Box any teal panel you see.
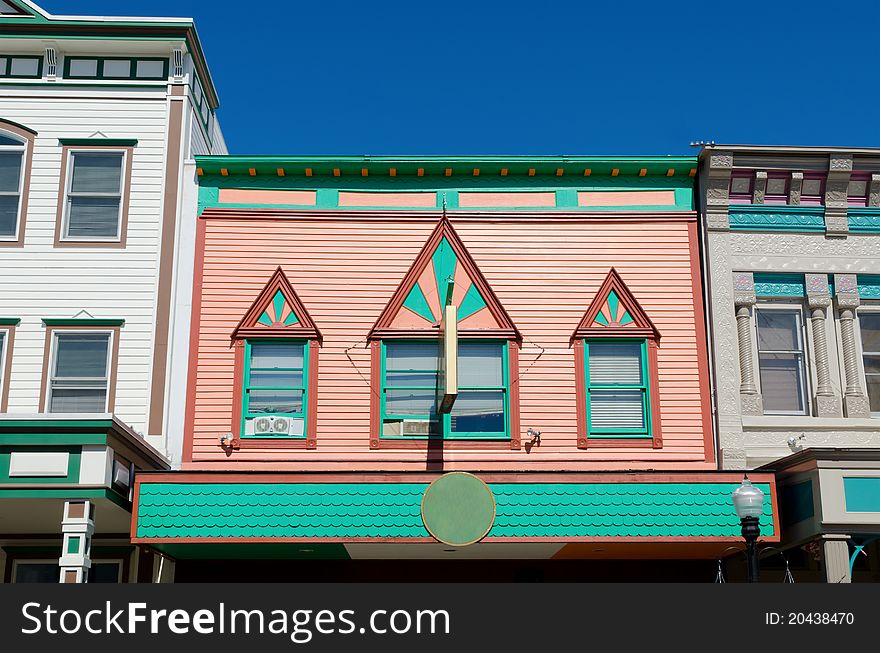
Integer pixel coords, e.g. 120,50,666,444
135,481,775,540
402,284,435,323
619,310,634,326
593,311,609,326
607,290,620,322
728,205,825,232
843,477,880,513
753,273,805,298
432,238,457,300
272,290,286,323
857,274,880,300
284,309,299,326
257,311,273,326
458,284,487,321
848,208,880,233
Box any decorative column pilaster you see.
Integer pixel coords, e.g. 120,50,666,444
752,170,767,204
805,274,840,417
834,274,871,417
704,150,733,231
734,272,762,415
822,535,852,583
59,499,94,584
824,154,852,237
789,171,803,205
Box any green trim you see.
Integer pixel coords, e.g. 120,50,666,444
66,535,80,554
858,274,880,300
0,318,20,325
0,488,112,501
0,433,107,446
58,138,137,147
729,205,825,232
62,56,168,81
0,446,81,484
753,273,806,298
135,481,775,539
380,339,510,440
584,339,652,438
240,339,309,439
0,53,42,78
849,207,880,233
41,318,125,327
402,285,436,323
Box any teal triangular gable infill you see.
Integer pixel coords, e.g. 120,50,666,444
135,482,774,540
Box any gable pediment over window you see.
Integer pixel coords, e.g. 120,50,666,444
231,266,321,341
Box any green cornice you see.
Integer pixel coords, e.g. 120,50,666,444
0,118,36,135
41,318,125,326
0,318,20,325
0,9,219,108
58,138,137,147
194,155,697,179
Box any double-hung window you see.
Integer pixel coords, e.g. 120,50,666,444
241,340,308,438
583,340,651,437
0,130,25,240
859,311,880,415
755,307,809,415
63,151,125,241
47,332,111,413
381,340,509,439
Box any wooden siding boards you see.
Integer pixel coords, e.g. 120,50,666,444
187,213,710,470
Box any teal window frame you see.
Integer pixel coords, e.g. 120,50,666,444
63,57,169,81
379,339,510,440
583,338,652,439
0,55,43,79
240,338,309,439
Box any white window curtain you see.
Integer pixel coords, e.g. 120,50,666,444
65,152,123,239
48,333,110,413
756,309,808,415
588,342,645,431
0,131,24,237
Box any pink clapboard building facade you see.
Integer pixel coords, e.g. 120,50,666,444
131,156,779,581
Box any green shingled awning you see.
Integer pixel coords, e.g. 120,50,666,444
134,481,775,541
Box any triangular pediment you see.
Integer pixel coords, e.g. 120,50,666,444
370,218,519,339
571,268,660,342
231,267,321,341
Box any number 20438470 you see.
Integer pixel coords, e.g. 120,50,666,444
765,613,854,625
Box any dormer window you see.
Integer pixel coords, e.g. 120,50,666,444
64,57,168,81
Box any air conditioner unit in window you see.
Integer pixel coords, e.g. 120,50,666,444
401,419,432,436
247,415,304,437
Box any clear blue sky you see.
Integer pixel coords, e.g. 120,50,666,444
43,0,880,155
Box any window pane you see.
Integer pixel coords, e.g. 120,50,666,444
248,369,303,388
10,58,38,77
68,59,98,77
385,342,438,372
14,563,58,583
758,353,805,413
247,389,302,414
54,334,109,378
67,197,120,238
386,371,437,387
450,390,504,433
89,562,121,583
859,313,880,353
458,341,503,386
756,310,801,351
866,369,880,413
0,195,19,236
49,388,107,413
135,60,165,79
70,153,123,193
103,60,131,78
385,389,435,415
590,389,645,430
0,151,22,191
0,132,23,146
249,342,303,369
588,342,643,385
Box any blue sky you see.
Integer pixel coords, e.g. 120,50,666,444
43,0,880,155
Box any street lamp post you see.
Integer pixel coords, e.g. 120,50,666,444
732,475,765,583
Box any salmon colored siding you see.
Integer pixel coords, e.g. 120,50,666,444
186,214,712,470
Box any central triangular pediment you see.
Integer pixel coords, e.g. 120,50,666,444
231,267,321,341
370,218,519,339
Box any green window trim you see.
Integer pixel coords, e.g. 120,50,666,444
583,338,653,439
240,339,309,439
379,339,510,440
62,56,169,81
0,54,43,79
